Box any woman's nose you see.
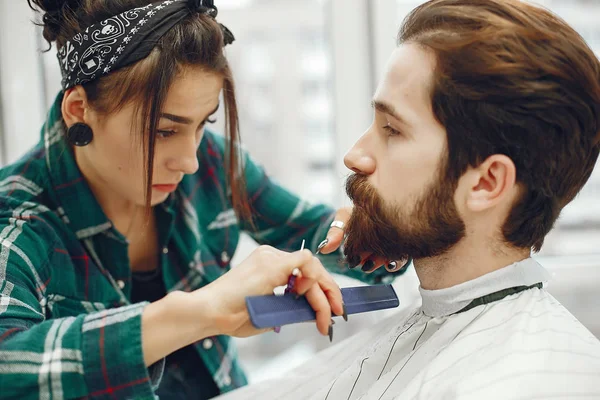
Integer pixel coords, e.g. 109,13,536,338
167,136,201,175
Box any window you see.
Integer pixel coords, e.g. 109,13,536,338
216,0,338,205
0,1,48,165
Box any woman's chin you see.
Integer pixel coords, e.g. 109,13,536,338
149,190,171,206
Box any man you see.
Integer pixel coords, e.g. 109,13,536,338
218,0,600,399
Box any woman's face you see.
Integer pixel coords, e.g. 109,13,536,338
76,66,223,208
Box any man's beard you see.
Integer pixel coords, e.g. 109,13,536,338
343,172,466,268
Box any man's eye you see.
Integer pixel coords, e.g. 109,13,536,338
383,124,401,136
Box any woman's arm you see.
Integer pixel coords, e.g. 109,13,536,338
142,245,343,364
0,221,341,399
0,220,163,399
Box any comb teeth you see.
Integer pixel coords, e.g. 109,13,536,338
246,285,399,329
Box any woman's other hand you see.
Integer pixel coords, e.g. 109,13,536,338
317,207,351,255
318,206,407,274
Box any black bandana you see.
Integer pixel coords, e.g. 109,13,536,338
57,0,235,90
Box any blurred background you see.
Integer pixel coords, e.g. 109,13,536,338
0,0,599,384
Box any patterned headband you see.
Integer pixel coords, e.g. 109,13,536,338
57,0,235,90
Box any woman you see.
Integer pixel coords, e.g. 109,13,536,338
0,0,406,399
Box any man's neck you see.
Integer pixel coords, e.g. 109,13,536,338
413,239,531,290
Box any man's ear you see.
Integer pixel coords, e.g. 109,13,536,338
464,154,517,213
61,86,90,128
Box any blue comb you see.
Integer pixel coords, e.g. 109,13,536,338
246,284,399,329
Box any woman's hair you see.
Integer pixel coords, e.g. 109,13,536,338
28,0,250,220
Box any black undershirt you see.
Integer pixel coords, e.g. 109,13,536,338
131,269,220,399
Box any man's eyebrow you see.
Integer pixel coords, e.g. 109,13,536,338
371,100,410,127
160,103,220,125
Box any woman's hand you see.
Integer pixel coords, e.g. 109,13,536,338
318,207,407,273
196,246,344,338
317,207,351,255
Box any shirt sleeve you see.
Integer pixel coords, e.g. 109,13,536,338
239,150,409,284
0,210,163,400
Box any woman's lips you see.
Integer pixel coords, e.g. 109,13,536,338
152,184,178,193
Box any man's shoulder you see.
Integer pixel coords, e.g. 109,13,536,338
405,288,600,399
466,287,600,354
441,288,600,398
488,287,598,343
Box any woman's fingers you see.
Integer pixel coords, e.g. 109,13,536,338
252,247,313,288
318,207,352,254
304,283,332,336
237,246,350,340
349,252,390,273
318,227,343,254
289,254,343,335
361,255,388,273
321,282,345,318
294,256,342,312
278,249,314,275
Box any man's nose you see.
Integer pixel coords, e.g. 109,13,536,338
344,135,375,175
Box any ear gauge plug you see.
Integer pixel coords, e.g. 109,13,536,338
385,261,399,272
67,123,93,146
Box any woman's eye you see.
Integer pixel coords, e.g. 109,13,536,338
157,130,176,138
198,116,217,129
383,124,401,137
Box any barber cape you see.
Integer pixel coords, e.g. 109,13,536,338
218,258,600,400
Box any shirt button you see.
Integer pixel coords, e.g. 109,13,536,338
117,280,125,289
223,375,232,386
202,339,213,350
162,247,169,254
221,251,230,263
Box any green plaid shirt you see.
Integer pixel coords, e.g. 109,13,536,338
0,94,403,400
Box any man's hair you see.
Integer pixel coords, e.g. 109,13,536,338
399,0,600,251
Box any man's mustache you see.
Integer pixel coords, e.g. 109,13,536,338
345,174,387,221
346,173,375,207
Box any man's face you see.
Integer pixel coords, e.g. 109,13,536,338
343,43,466,267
